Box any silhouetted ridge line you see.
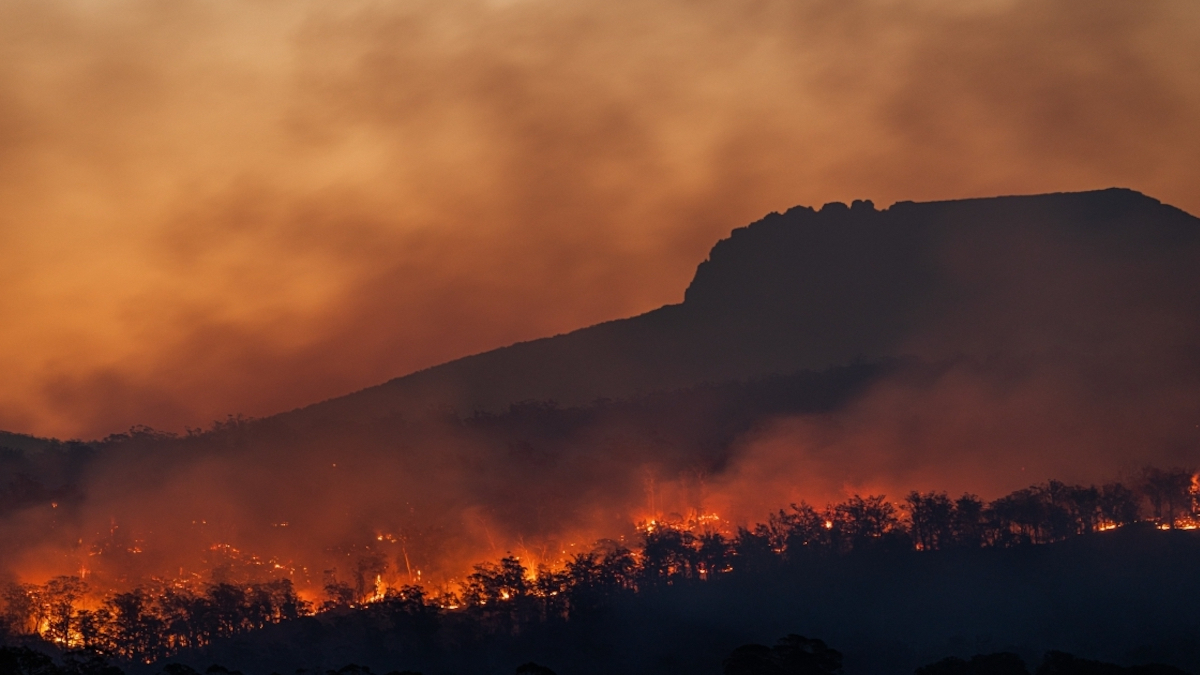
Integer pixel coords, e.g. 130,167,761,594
0,430,57,454
279,187,1198,428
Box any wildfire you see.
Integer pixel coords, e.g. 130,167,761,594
6,468,1200,664
366,574,388,602
637,511,725,535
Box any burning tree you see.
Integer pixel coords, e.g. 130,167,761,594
41,576,87,646
2,468,1199,669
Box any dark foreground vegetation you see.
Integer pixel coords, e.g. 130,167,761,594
2,635,1190,675
3,466,1200,675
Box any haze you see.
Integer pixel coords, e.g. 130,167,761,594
2,0,1198,439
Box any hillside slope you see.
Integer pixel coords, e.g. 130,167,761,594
288,188,1200,425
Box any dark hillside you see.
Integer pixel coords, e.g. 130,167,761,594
0,431,58,455
0,363,888,584
289,188,1200,427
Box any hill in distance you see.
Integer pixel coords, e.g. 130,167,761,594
285,187,1200,429
3,187,1195,443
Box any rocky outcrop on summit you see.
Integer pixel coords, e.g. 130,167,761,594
291,188,1200,424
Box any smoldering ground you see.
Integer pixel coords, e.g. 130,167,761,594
1,0,1198,439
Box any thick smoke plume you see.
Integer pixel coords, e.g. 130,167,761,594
1,0,1198,438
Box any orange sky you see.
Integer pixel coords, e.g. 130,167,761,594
1,0,1198,440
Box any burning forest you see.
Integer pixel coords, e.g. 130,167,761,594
3,0,1200,671
2,464,1200,673
3,187,1200,672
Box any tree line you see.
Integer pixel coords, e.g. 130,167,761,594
1,580,306,663
1,467,1196,669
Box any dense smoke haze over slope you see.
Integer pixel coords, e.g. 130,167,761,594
2,190,1199,597
1,0,1198,438
3,4,1200,671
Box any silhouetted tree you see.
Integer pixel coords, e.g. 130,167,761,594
724,644,780,675
832,495,899,551
771,503,829,560
61,649,124,675
42,576,87,645
463,555,535,630
0,645,60,675
564,544,634,616
772,635,843,675
907,492,955,551
352,553,389,603
916,652,1029,675
533,566,570,621
1063,484,1101,534
2,583,40,635
1098,483,1141,527
731,526,777,574
1141,467,1195,528
463,556,529,606
323,574,357,611
106,589,165,660
562,551,604,615
696,531,732,578
723,635,842,675
1037,650,1189,675
375,584,439,636
206,584,247,638
951,494,986,548
989,489,1047,545
74,608,112,652
1037,481,1077,540
595,542,637,590
639,524,696,585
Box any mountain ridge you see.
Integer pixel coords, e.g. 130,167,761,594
280,186,1199,429
4,186,1196,442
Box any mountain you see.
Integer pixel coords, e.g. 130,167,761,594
288,187,1200,426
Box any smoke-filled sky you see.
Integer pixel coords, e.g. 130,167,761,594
2,0,1198,440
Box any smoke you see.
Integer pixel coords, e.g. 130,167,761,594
0,411,700,592
0,0,1198,439
707,356,1200,526
706,197,1200,523
1,0,1199,600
